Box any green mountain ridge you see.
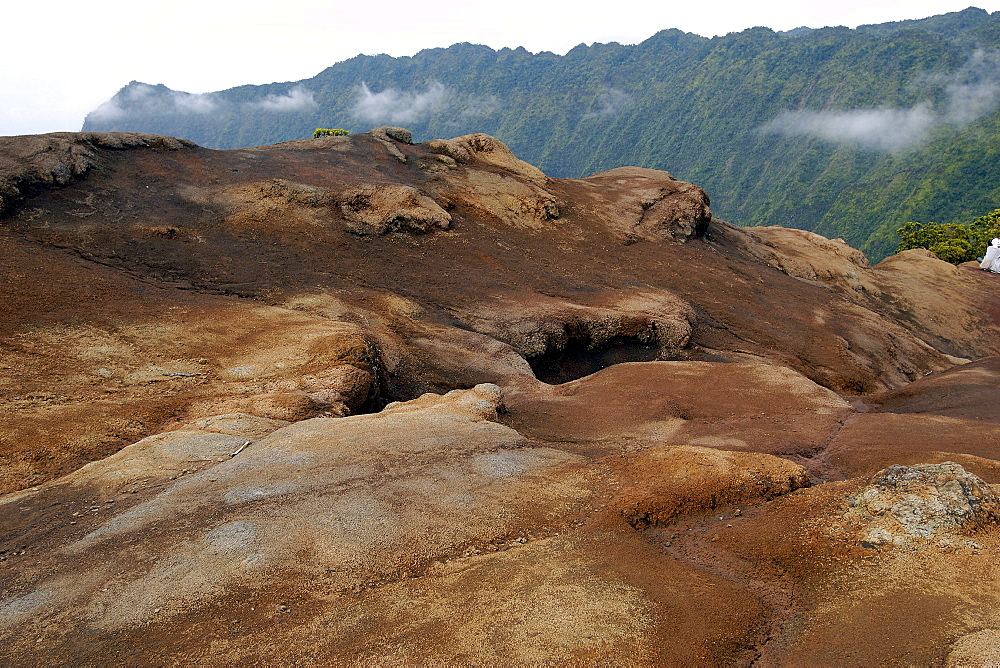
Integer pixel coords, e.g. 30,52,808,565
82,7,1000,261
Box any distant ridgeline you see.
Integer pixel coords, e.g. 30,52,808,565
83,7,1000,261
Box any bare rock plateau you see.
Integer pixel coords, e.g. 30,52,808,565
2,129,1000,664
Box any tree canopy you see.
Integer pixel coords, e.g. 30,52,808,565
897,208,1000,264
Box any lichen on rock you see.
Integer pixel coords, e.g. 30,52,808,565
847,462,1000,546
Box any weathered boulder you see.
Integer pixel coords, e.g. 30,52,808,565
746,226,874,292
581,167,712,242
298,328,381,414
383,382,507,421
847,462,1000,545
462,291,696,382
370,126,413,145
444,171,561,228
427,133,548,183
0,132,191,215
366,126,413,162
870,249,994,362
203,390,324,421
337,183,451,235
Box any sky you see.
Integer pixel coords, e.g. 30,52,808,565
2,0,999,137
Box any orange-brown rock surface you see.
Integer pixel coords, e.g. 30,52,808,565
2,129,1000,664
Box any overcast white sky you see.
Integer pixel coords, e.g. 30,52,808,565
2,0,998,136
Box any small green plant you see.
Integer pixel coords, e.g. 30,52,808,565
313,128,350,138
896,208,1000,264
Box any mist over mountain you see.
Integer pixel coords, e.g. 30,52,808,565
83,7,1000,260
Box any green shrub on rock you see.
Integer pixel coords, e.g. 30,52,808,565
896,208,1000,264
313,128,350,138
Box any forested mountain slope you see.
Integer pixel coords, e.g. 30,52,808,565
82,7,1000,260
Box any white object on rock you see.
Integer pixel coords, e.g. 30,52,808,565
980,238,1000,271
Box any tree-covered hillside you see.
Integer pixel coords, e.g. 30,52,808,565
82,7,1000,261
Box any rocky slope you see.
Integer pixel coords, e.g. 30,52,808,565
82,7,1000,260
1,129,999,664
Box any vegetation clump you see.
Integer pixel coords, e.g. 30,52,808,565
313,128,350,138
896,208,1000,264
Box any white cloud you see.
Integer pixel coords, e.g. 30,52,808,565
87,83,156,122
353,81,450,124
83,83,222,126
252,85,317,112
939,49,1000,125
87,99,126,123
761,104,937,152
352,81,502,127
760,49,1000,152
172,91,218,114
122,82,157,101
584,87,633,119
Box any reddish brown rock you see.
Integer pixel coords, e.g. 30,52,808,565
337,183,452,235
605,445,810,528
2,129,1000,663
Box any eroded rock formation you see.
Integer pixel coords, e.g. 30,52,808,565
2,129,1000,663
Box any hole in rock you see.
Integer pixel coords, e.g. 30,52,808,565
528,336,660,385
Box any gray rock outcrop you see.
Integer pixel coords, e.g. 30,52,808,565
848,462,1000,545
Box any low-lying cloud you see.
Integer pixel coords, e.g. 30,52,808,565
88,82,318,124
934,49,1000,125
252,85,317,112
88,83,160,122
761,49,1000,152
172,91,218,114
354,81,449,125
89,83,220,122
762,104,937,152
584,87,633,119
352,81,497,125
